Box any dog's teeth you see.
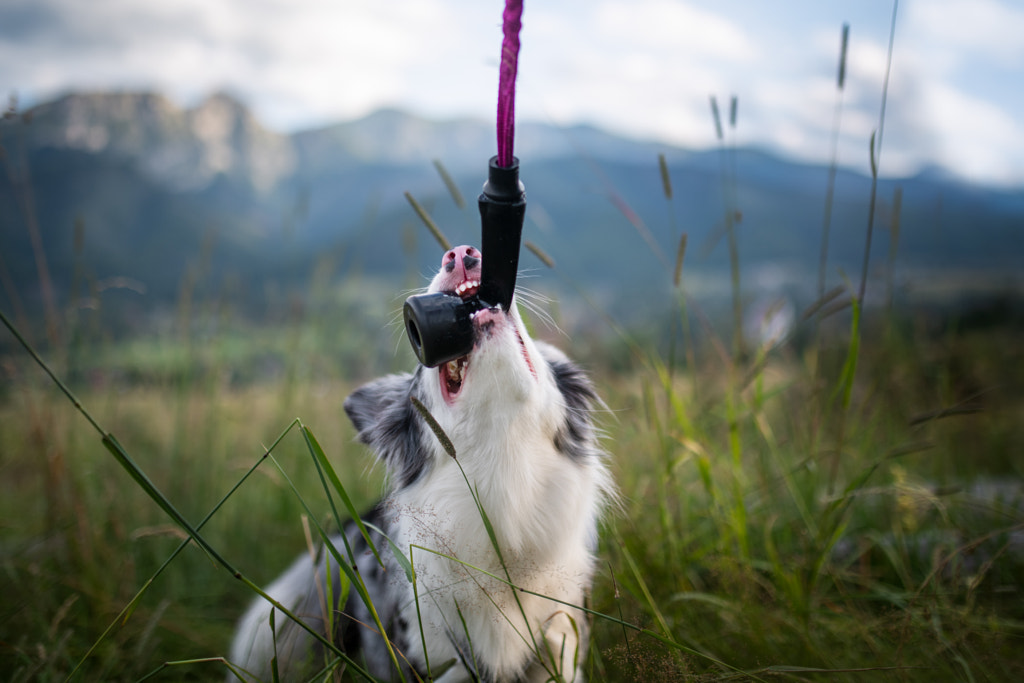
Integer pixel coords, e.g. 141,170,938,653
455,280,479,297
446,359,464,382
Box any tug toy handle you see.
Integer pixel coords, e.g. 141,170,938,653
403,157,525,368
478,156,525,312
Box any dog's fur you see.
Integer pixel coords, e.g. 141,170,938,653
229,245,612,682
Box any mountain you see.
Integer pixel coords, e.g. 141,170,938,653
2,91,1022,332
16,91,295,192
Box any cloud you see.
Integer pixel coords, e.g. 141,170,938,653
916,80,1024,184
518,0,757,147
593,0,756,63
910,0,1024,67
1,0,472,128
730,2,1024,185
897,0,1024,184
1,0,1021,185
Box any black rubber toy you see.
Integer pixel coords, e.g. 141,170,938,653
403,156,525,368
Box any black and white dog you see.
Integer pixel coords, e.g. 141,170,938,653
229,245,612,682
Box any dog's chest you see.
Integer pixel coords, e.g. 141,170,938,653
384,453,592,678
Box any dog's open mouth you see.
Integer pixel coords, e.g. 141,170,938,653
439,278,535,404
440,279,479,404
442,355,468,401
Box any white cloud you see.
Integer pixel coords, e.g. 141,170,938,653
516,0,756,147
910,0,1024,67
3,0,471,128
918,80,1024,184
594,0,756,63
1,0,1022,185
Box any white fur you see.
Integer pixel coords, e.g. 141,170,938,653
229,255,612,682
389,303,610,682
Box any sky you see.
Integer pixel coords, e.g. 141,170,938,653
2,0,1023,187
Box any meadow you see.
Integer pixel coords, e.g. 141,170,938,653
2,253,1023,681
4,40,1024,672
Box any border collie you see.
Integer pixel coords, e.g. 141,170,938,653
229,245,613,682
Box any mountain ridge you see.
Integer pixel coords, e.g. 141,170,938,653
2,90,1022,329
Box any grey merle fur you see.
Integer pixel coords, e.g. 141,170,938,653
230,350,603,682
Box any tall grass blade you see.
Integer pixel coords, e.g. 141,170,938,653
709,95,724,141
709,92,744,356
827,296,862,494
818,22,850,297
525,240,556,268
869,130,878,180
100,432,232,568
136,657,260,682
264,452,398,681
10,138,61,345
833,297,861,412
614,530,674,642
801,285,846,321
673,233,687,288
858,0,899,304
410,395,457,458
71,421,304,678
269,608,281,683
404,191,451,251
303,424,383,567
837,23,850,90
408,542,752,675
607,190,670,270
452,599,481,679
363,521,415,583
887,185,903,310
433,159,466,209
658,153,673,200
0,311,370,679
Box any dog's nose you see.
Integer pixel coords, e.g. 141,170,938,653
443,245,481,275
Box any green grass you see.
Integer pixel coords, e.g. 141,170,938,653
0,367,380,681
4,67,1023,673
2,293,1023,681
591,314,1024,680
4,7,1021,672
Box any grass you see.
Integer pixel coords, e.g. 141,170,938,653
2,12,1022,672
2,280,1023,681
592,313,1024,680
0,364,381,681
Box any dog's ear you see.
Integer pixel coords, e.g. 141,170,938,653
344,374,405,438
546,350,602,462
343,371,428,487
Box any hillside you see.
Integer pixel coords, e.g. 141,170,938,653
2,91,1022,330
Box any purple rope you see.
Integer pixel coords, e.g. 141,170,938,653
496,0,522,168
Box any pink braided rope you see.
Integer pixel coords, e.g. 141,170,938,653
496,0,522,168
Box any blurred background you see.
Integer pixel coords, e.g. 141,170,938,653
2,0,1023,344
2,1,1023,680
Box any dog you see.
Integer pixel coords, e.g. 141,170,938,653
229,244,613,682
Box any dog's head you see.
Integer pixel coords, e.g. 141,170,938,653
424,244,541,409
344,245,600,488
